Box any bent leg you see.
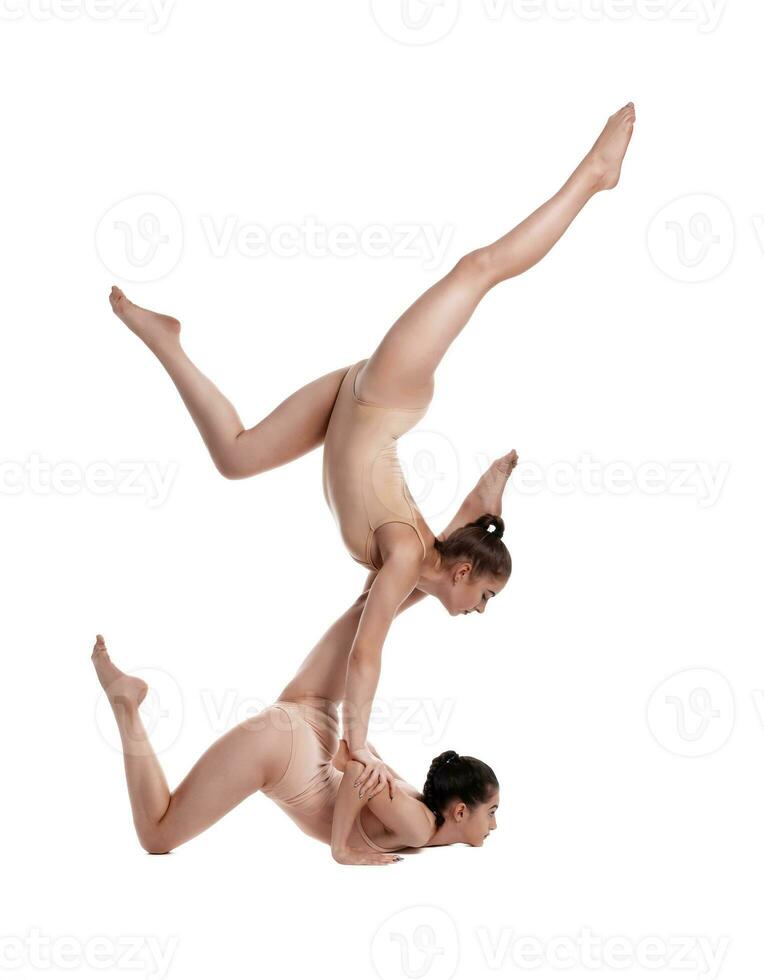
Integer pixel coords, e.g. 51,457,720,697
357,103,636,407
92,635,290,853
109,287,349,480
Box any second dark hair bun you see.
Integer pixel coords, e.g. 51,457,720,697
470,514,505,540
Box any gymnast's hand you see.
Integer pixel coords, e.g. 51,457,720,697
350,746,395,801
332,845,402,866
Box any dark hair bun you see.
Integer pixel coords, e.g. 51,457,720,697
433,750,458,773
433,512,511,582
421,750,499,829
471,514,504,540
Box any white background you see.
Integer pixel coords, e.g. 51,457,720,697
2,1,762,978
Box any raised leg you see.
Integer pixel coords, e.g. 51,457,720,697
356,102,636,408
92,635,290,853
109,287,350,480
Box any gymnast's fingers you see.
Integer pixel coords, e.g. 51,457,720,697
359,764,380,797
368,773,387,799
371,768,394,801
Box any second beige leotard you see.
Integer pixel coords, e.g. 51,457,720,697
322,359,430,572
262,696,402,852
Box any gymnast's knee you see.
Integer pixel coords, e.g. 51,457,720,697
455,247,497,287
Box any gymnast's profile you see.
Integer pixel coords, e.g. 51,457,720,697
92,592,499,865
107,102,636,798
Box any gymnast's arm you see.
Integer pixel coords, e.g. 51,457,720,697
344,450,519,790
343,531,422,796
331,759,430,865
331,759,389,865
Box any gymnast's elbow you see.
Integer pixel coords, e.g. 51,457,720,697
344,759,365,780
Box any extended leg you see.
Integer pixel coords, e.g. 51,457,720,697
92,635,290,853
276,593,367,704
109,287,349,479
357,103,636,407
276,564,429,705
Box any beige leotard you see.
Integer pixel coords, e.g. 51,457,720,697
322,359,430,571
262,696,400,852
263,698,342,825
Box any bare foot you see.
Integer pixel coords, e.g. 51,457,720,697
108,286,181,356
585,101,636,191
91,634,148,712
473,450,518,516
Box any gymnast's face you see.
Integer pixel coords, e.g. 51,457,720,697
449,788,500,847
444,564,507,616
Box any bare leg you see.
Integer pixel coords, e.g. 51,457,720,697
108,287,350,480
92,635,290,853
276,593,367,705
357,102,637,407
